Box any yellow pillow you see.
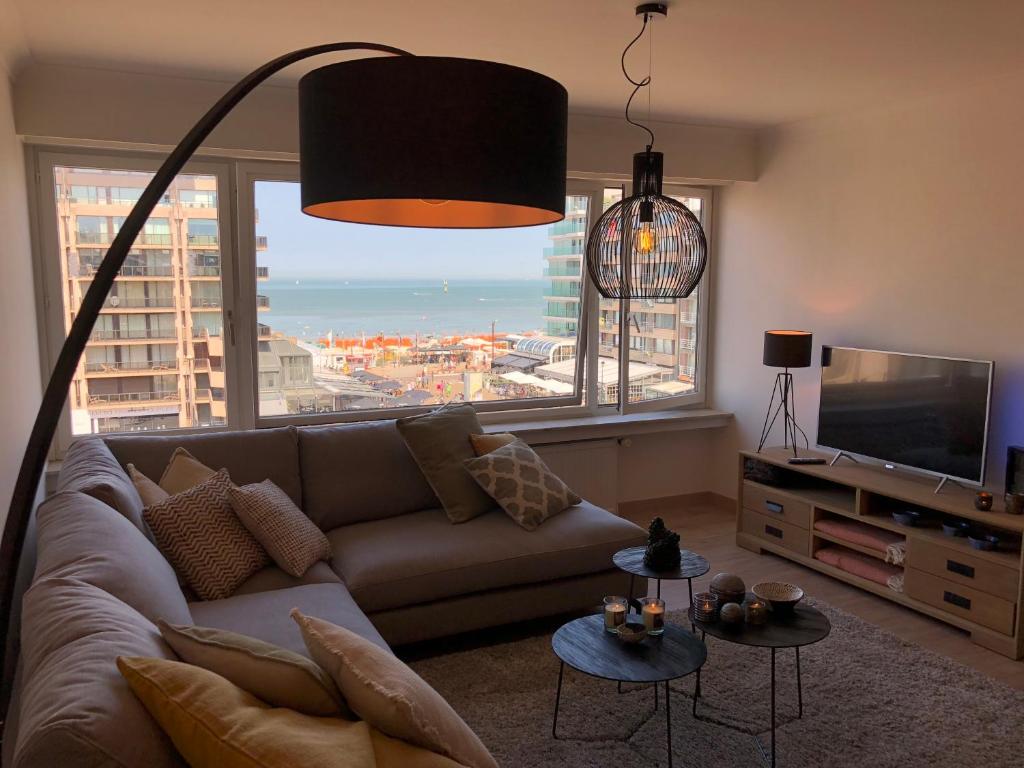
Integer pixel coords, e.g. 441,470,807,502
128,463,170,506
468,432,518,456
158,447,217,495
118,656,375,768
371,729,472,767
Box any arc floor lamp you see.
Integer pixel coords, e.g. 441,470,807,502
0,43,568,717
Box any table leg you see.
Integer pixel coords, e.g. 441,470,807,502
618,680,623,694
657,578,662,600
628,574,635,605
770,648,776,768
552,662,564,739
692,670,701,717
687,578,695,631
796,646,803,719
654,680,659,710
665,680,673,768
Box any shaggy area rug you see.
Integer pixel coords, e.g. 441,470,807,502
409,601,1024,767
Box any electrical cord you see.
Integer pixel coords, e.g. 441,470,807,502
622,13,655,150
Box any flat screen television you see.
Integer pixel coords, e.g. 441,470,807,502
817,347,994,485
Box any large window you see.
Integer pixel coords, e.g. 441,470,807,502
35,151,710,450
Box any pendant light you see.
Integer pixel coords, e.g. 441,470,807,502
586,3,708,299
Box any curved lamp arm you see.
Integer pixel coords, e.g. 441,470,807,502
0,41,412,718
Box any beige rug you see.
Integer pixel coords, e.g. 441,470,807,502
408,601,1024,767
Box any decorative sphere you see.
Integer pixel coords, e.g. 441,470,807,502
710,573,746,595
720,602,744,625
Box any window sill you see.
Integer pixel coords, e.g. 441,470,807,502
485,408,732,445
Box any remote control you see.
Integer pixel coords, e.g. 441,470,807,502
788,457,827,465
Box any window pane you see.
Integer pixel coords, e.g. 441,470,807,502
53,166,228,434
254,181,586,417
596,186,624,405
626,194,703,403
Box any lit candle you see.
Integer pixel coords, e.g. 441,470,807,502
745,599,768,625
692,592,719,622
641,597,665,635
603,596,627,632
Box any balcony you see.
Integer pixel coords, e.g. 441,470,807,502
194,388,213,401
544,244,583,258
543,263,580,277
680,313,697,324
189,265,221,277
85,359,178,375
258,323,272,339
89,327,177,342
102,296,175,310
256,266,270,279
80,264,174,278
678,338,697,351
88,390,179,406
192,327,222,339
191,296,222,309
76,231,113,244
256,295,270,310
138,233,172,245
187,234,219,246
255,235,268,250
547,219,586,237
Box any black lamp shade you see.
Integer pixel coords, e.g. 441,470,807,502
763,330,813,368
299,56,568,228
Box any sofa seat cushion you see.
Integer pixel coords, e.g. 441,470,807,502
105,425,303,506
189,583,388,656
34,491,192,626
233,561,341,596
13,577,183,768
328,502,646,613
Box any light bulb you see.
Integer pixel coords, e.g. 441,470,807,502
635,222,657,255
420,199,449,206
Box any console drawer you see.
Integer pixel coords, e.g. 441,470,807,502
906,539,1019,602
742,481,811,529
904,568,1016,635
741,508,809,555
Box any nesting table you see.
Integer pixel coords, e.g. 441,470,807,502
551,614,706,768
612,545,710,607
691,598,831,768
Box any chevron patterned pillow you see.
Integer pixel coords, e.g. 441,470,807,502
143,469,270,600
463,441,581,531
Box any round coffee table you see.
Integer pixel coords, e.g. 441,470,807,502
613,545,710,606
551,614,706,768
691,597,830,768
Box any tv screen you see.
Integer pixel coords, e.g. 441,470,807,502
817,347,993,484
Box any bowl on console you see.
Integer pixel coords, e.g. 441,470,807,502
752,581,804,614
942,519,970,537
968,533,1000,552
892,509,923,527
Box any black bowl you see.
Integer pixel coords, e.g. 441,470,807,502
968,533,1000,551
892,509,923,527
942,519,970,537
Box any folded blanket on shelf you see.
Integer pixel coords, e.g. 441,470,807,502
887,573,905,593
814,517,904,553
815,544,903,587
885,541,907,566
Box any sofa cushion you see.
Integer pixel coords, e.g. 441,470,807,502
129,462,170,505
57,436,149,534
105,425,303,506
396,404,495,524
13,577,182,768
34,491,191,626
328,501,646,613
144,469,271,600
233,561,341,596
159,446,217,494
189,583,389,656
298,420,438,529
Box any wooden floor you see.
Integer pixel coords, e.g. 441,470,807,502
620,499,1024,691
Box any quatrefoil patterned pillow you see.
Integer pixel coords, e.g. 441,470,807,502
463,440,581,530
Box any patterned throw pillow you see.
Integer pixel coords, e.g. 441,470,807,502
229,480,331,578
143,469,269,600
463,441,581,531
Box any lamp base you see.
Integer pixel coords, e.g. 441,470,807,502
756,370,806,458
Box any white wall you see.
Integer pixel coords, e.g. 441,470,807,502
0,8,40,518
711,68,1024,497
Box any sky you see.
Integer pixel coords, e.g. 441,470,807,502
255,181,553,280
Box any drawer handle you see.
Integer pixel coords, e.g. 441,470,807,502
764,524,784,539
765,501,784,515
943,591,971,611
947,560,975,579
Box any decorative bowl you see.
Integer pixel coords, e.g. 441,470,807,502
616,621,648,644
892,509,923,527
942,519,970,537
968,533,999,551
752,581,805,613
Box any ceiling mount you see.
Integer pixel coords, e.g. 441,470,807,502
635,3,668,18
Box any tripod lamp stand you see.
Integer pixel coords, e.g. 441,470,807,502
757,330,813,458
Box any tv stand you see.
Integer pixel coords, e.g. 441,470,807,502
828,450,859,467
738,447,1024,659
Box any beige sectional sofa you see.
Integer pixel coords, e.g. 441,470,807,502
4,420,645,767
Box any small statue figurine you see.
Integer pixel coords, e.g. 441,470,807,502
643,517,681,571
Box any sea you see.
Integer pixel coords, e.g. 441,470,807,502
260,278,549,342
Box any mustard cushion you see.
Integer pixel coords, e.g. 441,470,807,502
467,432,518,456
128,462,170,506
118,656,377,768
158,447,217,495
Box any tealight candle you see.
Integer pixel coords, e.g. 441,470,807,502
603,596,627,633
692,592,719,622
640,597,665,635
745,598,768,625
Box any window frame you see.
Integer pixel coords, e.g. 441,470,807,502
28,146,712,454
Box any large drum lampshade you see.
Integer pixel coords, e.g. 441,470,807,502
299,56,568,228
763,330,813,369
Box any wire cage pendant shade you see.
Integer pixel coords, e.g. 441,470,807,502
586,150,707,299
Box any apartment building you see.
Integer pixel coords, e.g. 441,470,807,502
54,167,270,434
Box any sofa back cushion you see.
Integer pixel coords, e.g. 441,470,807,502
12,577,183,768
35,491,192,626
104,425,303,506
57,436,149,535
298,421,438,529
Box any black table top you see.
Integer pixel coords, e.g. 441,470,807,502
613,545,710,581
552,614,707,683
691,597,831,649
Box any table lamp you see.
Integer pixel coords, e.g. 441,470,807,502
757,330,813,459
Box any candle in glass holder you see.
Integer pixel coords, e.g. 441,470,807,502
745,598,768,625
692,592,719,622
640,597,665,635
603,596,627,632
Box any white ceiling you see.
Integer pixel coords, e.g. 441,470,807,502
7,0,1024,128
